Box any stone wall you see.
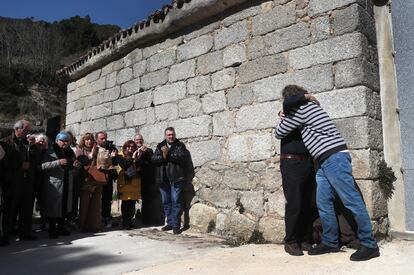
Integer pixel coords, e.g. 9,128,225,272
65,0,385,242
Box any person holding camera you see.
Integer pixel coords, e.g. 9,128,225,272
40,131,81,239
93,131,118,228
134,134,164,226
0,120,38,244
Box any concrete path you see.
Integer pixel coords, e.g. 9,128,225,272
0,227,226,275
1,227,413,275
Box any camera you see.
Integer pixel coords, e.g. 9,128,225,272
105,140,117,151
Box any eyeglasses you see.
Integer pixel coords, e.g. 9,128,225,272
126,145,136,148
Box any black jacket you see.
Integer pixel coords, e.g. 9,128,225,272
1,133,38,183
280,94,310,156
151,139,191,184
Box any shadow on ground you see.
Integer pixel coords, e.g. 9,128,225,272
0,224,229,275
0,231,133,275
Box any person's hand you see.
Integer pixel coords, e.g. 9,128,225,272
91,142,97,155
59,158,68,166
73,160,81,168
22,161,30,171
305,93,320,105
110,151,117,158
278,111,286,120
161,145,169,159
140,145,147,152
27,135,36,146
133,150,142,160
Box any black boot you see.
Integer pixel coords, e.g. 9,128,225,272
182,210,190,231
350,245,380,261
161,225,173,231
284,243,304,256
308,243,340,255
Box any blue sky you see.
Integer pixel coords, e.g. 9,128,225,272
1,0,172,28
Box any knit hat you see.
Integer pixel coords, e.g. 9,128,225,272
55,131,71,142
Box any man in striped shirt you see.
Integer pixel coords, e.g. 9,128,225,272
275,85,379,261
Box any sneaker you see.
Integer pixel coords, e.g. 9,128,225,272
161,225,173,231
173,227,181,235
284,243,304,256
350,245,380,261
308,243,340,255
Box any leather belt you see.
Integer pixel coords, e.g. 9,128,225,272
280,153,309,161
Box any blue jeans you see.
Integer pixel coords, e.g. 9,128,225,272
316,152,377,248
159,181,183,228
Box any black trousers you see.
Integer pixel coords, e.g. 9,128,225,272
1,184,17,240
182,182,195,227
141,180,165,226
2,177,35,239
280,158,317,244
101,180,113,219
70,175,80,220
121,200,136,227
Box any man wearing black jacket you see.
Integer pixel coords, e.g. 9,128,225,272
1,120,38,244
151,127,190,234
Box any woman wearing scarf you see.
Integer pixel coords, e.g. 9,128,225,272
41,131,80,238
116,140,142,230
75,133,103,233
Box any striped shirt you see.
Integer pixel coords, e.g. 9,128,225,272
275,102,347,161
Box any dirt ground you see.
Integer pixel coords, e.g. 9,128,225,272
1,225,413,275
130,239,414,275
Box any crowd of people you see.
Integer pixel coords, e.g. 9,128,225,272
0,84,380,262
0,122,194,245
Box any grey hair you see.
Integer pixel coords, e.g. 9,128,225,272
35,133,49,143
14,120,27,130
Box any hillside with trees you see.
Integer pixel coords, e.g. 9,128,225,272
0,16,120,126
